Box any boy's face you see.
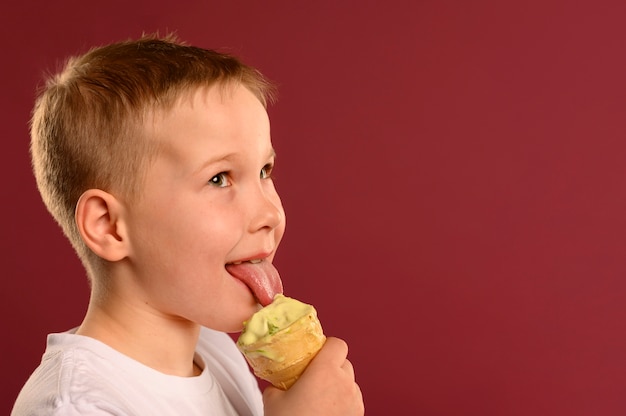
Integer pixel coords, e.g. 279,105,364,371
123,84,285,332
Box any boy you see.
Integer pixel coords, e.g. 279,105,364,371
12,35,363,415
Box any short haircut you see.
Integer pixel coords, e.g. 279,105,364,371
30,34,276,276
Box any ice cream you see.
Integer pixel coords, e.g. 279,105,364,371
237,294,326,390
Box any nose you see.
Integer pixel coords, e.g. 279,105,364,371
248,185,285,233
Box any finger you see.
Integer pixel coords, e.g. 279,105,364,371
314,336,348,368
355,382,365,414
341,358,355,379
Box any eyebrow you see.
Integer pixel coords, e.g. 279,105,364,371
193,146,277,175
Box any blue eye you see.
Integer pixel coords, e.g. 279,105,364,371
209,173,229,187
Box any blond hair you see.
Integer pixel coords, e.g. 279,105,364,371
30,34,276,276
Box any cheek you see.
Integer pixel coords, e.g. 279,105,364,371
128,209,205,275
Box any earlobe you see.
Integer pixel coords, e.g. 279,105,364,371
75,189,129,262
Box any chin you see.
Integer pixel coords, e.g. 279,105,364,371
203,303,259,334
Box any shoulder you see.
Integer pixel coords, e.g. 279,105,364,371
12,331,125,415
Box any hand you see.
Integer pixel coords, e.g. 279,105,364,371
263,337,364,416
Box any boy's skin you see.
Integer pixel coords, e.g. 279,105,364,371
72,83,363,414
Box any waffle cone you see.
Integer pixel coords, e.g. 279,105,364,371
238,311,326,390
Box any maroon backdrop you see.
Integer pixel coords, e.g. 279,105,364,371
3,1,626,414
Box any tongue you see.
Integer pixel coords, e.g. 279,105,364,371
226,261,283,306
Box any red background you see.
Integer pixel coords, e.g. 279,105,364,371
3,1,626,414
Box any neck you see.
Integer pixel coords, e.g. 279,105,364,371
76,282,202,377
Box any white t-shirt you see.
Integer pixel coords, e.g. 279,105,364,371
12,327,263,415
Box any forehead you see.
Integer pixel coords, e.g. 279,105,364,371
144,83,272,165
146,81,253,116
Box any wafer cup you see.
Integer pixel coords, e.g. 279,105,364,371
238,309,326,390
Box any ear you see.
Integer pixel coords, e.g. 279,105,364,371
75,189,130,262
